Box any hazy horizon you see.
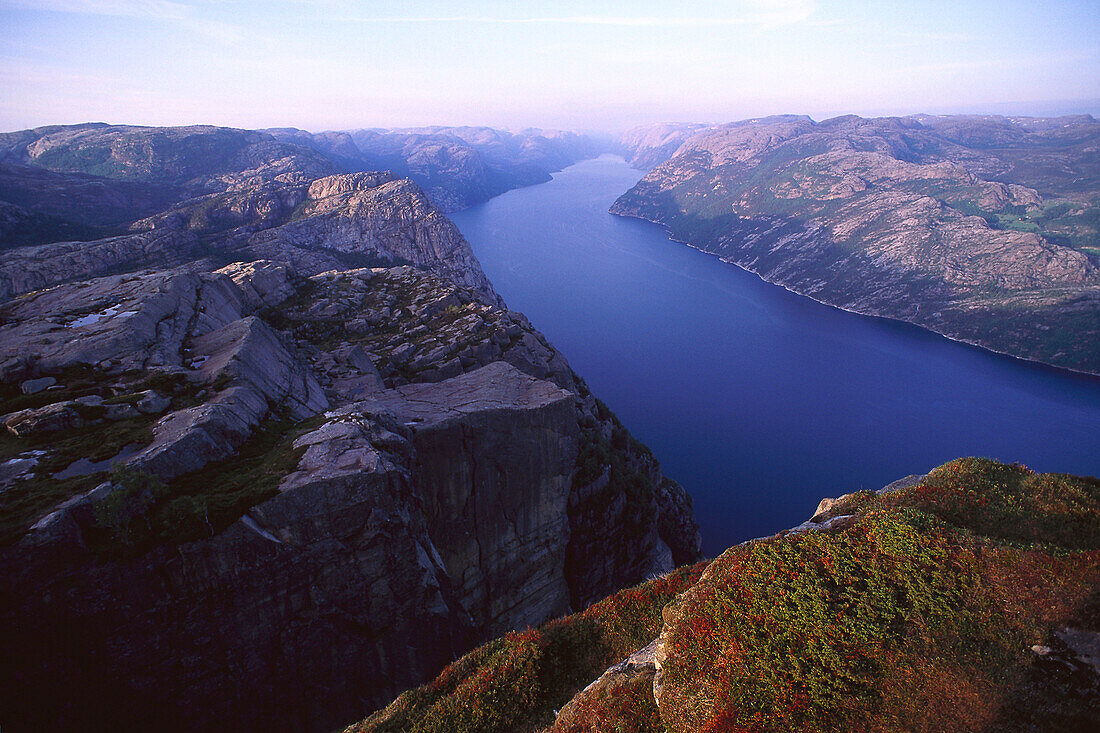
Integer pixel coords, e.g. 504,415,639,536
2,0,1098,134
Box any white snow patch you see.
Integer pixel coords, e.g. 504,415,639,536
69,305,136,328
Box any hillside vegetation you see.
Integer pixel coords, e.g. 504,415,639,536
352,457,1100,732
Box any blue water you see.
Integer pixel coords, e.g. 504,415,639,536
450,155,1100,557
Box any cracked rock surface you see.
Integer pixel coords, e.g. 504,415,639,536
0,262,699,733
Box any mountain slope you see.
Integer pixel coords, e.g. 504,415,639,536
0,125,499,302
354,458,1100,733
612,115,1100,374
266,125,601,212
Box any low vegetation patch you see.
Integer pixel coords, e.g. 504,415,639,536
829,457,1100,550
351,561,707,733
0,367,212,547
549,669,664,733
657,458,1100,732
87,411,322,555
572,398,658,534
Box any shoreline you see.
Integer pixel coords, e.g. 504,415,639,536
609,208,1100,382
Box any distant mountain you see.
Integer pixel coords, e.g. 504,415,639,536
0,123,605,252
0,123,510,297
614,114,1100,374
265,125,603,212
0,123,338,249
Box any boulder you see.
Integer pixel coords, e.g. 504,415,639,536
4,401,83,436
135,390,171,415
20,376,55,394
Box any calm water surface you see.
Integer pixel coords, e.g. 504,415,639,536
451,155,1100,556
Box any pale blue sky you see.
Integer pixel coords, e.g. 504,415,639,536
1,0,1097,133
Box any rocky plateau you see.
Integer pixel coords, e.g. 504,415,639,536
0,124,698,733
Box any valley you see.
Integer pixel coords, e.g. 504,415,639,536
453,154,1100,556
0,117,1096,733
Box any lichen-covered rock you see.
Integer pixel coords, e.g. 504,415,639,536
0,228,204,301
3,401,84,435
216,260,299,311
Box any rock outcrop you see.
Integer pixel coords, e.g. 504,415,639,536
355,361,579,635
0,260,699,733
245,172,498,299
0,121,694,733
0,126,500,305
0,228,204,301
612,114,1100,374
617,122,715,169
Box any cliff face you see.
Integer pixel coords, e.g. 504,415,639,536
357,458,1100,733
245,172,498,297
0,126,700,731
612,114,1100,374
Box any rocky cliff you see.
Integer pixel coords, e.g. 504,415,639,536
355,457,1100,733
0,122,603,250
612,114,1100,374
617,122,711,169
0,123,699,733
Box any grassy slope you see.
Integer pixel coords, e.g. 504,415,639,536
659,457,1100,732
348,562,707,733
347,458,1100,733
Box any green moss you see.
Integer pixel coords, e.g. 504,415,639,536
86,411,323,555
0,414,157,548
90,465,167,550
0,367,230,547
